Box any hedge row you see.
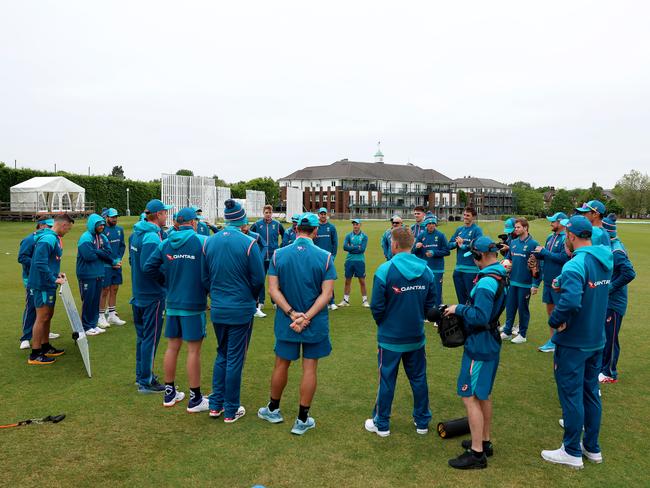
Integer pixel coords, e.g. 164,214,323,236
0,165,160,215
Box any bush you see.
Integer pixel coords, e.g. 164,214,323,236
0,164,160,215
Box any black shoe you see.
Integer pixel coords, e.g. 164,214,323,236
461,439,493,457
28,354,57,365
43,345,65,358
449,450,487,470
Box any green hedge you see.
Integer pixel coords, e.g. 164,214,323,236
0,164,160,215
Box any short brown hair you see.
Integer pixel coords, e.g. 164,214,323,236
414,205,425,213
264,204,273,212
54,213,75,224
463,206,477,216
515,217,529,229
391,226,414,250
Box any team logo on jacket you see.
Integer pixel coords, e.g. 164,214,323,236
297,245,305,251
391,286,402,294
461,384,468,392
166,254,174,261
392,285,425,294
167,254,195,260
588,279,610,288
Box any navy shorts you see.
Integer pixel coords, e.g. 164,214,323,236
344,260,366,279
457,352,499,400
165,313,207,342
31,288,57,308
103,267,123,286
275,337,332,361
542,283,560,305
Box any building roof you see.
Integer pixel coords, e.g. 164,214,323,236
280,159,454,183
453,177,510,189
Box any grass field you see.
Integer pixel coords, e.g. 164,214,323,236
0,217,648,487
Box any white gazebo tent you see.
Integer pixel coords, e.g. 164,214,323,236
10,177,86,213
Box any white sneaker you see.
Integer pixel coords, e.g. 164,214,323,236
362,301,370,308
500,332,513,340
581,443,603,463
259,303,265,310
108,314,126,326
337,300,350,307
414,422,428,435
163,390,186,407
598,373,607,383
187,396,210,413
95,326,107,334
254,308,267,318
329,304,338,311
541,445,584,469
511,335,527,344
364,418,390,437
224,406,246,423
86,328,101,336
512,325,520,336
559,418,564,428
48,332,60,339
20,340,31,350
98,315,110,328
498,324,505,332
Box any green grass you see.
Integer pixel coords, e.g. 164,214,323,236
0,217,648,487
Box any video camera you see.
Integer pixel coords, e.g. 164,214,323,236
427,305,466,348
496,233,509,250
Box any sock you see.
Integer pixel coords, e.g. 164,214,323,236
99,308,105,317
190,387,202,400
343,294,350,302
298,404,310,422
471,448,484,458
41,342,51,352
483,440,492,448
30,347,41,358
362,296,368,302
108,306,116,317
268,398,280,412
165,382,175,393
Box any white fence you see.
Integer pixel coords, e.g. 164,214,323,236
161,174,218,226
285,186,303,218
245,190,266,219
216,186,231,220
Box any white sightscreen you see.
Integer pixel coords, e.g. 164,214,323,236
245,190,266,219
285,186,303,219
216,186,231,220
161,174,217,226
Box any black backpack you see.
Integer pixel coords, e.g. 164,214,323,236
437,273,508,348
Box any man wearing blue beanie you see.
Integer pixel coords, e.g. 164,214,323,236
202,199,265,422
257,212,337,435
599,215,636,383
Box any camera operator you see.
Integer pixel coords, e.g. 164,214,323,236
496,218,516,257
443,237,508,470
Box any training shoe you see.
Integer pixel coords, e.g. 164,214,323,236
598,373,618,384
86,328,101,336
209,408,225,418
258,406,284,423
254,308,267,318
511,335,527,344
259,303,265,310
329,303,338,311
337,300,350,307
500,332,513,340
461,440,494,457
498,324,505,332
98,315,110,328
224,406,246,423
414,422,428,435
541,445,584,469
138,381,165,394
48,332,60,339
163,387,186,407
28,354,56,365
581,443,603,464
364,418,390,437
538,339,555,353
512,324,520,336
448,450,488,470
20,340,31,350
187,395,209,413
362,300,370,308
108,314,126,326
291,416,316,435
42,345,65,357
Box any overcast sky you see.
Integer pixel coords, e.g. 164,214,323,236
1,1,649,189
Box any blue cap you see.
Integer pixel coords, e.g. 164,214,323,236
463,236,499,257
503,217,515,234
575,200,606,215
298,212,319,227
546,212,568,222
602,214,617,237
37,217,54,227
424,216,437,225
224,199,247,225
291,213,300,223
351,218,361,224
560,215,593,238
104,208,118,217
318,207,328,214
146,199,173,213
176,207,198,224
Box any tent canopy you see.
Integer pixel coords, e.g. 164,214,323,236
10,176,86,212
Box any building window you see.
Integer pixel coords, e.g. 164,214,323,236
331,181,336,187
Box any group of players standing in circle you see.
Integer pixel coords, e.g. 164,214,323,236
17,197,635,470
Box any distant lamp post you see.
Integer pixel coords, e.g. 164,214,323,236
126,188,131,216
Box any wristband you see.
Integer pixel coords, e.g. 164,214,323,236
286,308,294,317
